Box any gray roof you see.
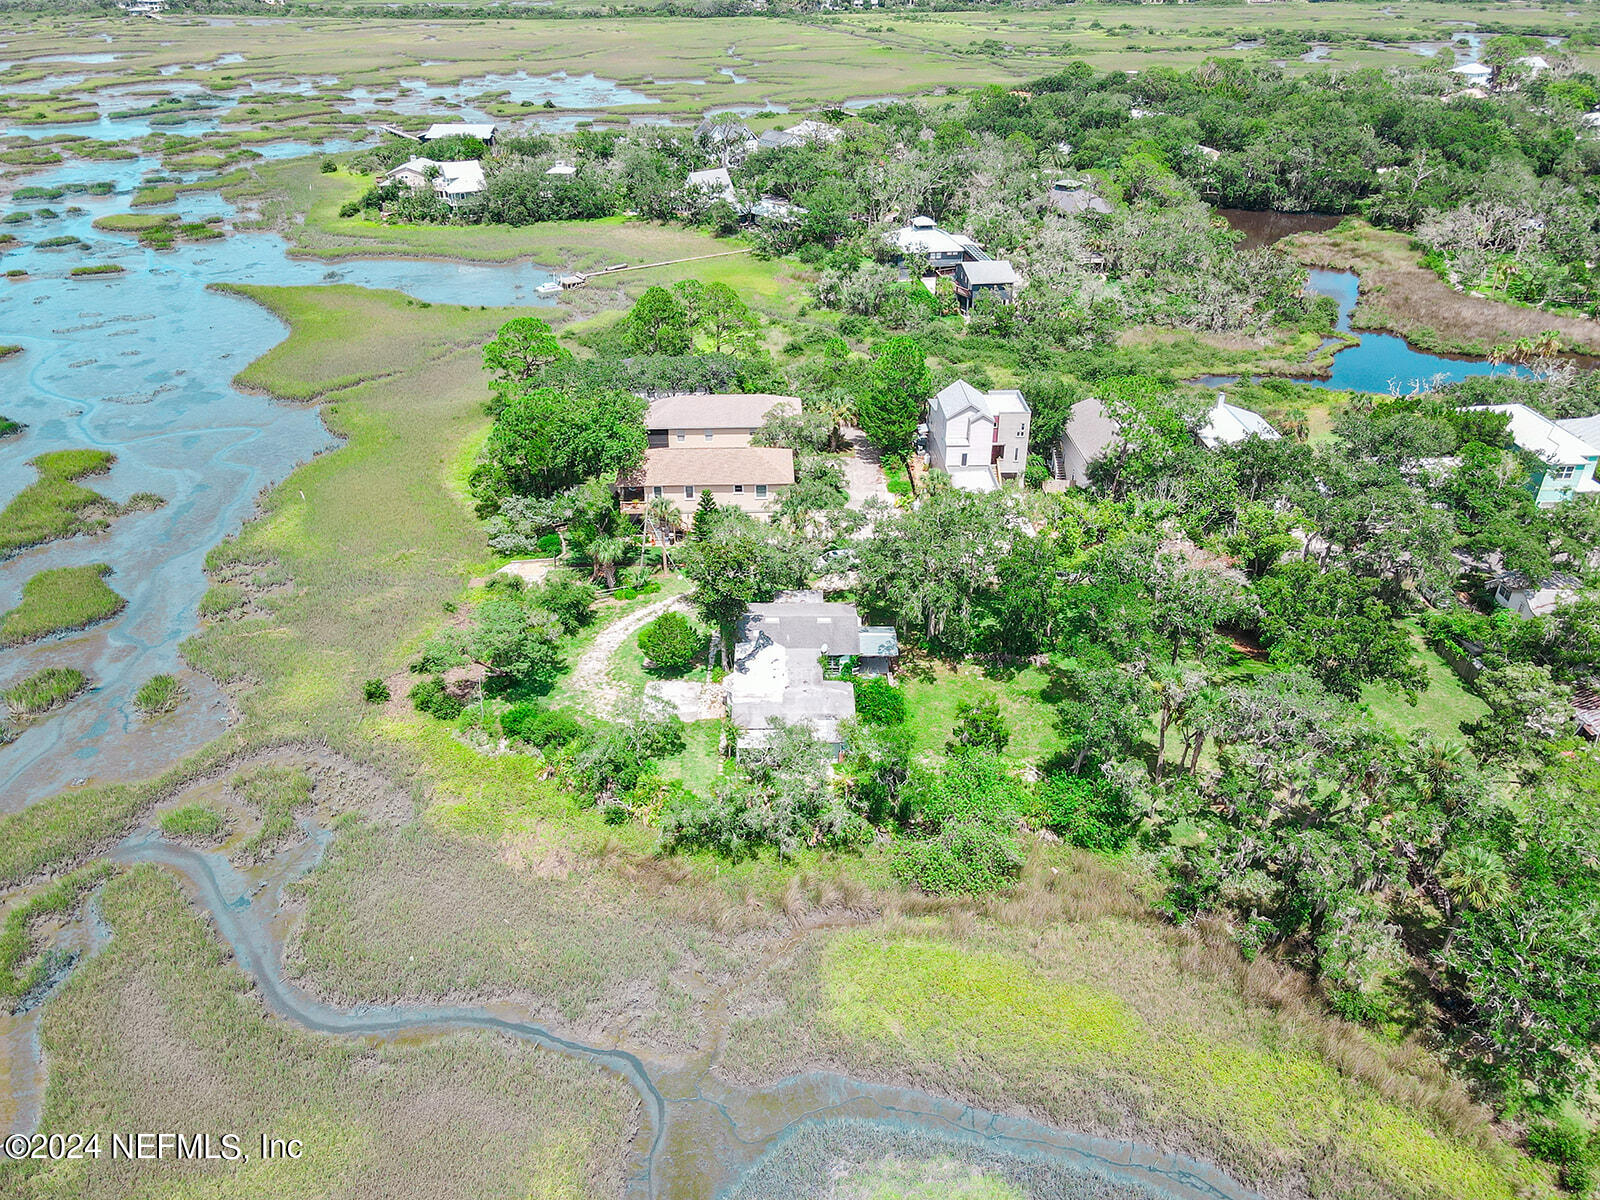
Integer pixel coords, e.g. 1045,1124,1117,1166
1047,183,1111,215
959,260,1019,287
1062,395,1120,467
1490,570,1583,592
738,601,861,655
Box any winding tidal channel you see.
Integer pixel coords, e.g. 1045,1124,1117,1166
0,819,1267,1200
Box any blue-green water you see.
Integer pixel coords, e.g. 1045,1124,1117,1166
0,152,555,811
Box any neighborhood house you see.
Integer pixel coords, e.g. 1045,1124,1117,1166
645,392,797,447
420,121,496,143
953,259,1020,309
1197,393,1280,449
928,380,1030,492
888,216,989,274
384,157,486,203
1489,570,1582,620
1464,403,1600,504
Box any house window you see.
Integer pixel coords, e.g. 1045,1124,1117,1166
1550,464,1577,481
705,431,714,441
1012,447,1019,461
960,453,968,467
733,484,745,494
652,486,662,498
684,485,695,498
755,484,767,498
676,431,685,443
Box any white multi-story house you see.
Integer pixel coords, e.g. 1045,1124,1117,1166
927,380,1030,492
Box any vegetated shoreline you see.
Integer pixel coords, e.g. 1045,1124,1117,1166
1283,220,1600,357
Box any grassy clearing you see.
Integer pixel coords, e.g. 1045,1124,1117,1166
132,673,184,715
1363,625,1488,744
0,448,162,556
1285,220,1600,357
0,564,126,646
0,866,636,1200
157,802,223,842
2,667,88,718
232,764,312,860
897,660,1064,765
794,920,1549,1200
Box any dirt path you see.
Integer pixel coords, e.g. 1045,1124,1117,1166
571,593,689,719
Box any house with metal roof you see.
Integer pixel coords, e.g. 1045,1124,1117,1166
1197,394,1280,449
1488,570,1583,620
1046,179,1112,216
1464,403,1600,504
420,122,496,143
685,166,738,205
953,259,1020,309
887,216,988,274
928,380,1030,491
1055,395,1119,487
382,157,486,204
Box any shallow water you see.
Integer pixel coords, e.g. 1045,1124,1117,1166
21,822,1263,1200
0,151,557,812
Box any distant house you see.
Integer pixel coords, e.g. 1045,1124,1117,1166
928,379,1030,491
695,117,758,161
382,157,485,204
685,166,738,205
616,446,794,519
1488,570,1582,620
1515,54,1552,74
953,259,1020,308
887,216,987,274
755,118,844,150
420,122,496,144
728,596,891,755
1449,63,1493,85
1464,403,1600,504
1057,395,1119,487
545,162,577,176
1045,179,1111,216
1197,394,1279,449
644,393,798,448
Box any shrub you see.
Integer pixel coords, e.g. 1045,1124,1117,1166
885,477,911,496
2,666,88,716
159,802,223,840
1527,1116,1596,1192
891,820,1023,895
501,702,584,747
529,571,596,634
638,610,703,674
132,673,184,715
947,696,1010,754
1035,773,1133,852
320,157,338,173
410,630,467,674
535,532,562,557
853,677,906,725
408,677,464,720
362,678,390,703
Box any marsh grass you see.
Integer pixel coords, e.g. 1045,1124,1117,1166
197,583,249,618
0,863,114,1007
132,673,184,715
1,449,113,555
0,866,636,1200
233,764,313,860
0,563,126,646
158,802,224,842
2,666,88,717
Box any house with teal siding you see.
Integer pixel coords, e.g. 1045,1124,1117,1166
1463,404,1600,505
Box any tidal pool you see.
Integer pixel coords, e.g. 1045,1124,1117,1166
0,151,555,812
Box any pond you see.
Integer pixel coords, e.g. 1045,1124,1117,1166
0,149,557,813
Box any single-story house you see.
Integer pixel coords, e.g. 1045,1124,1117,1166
1463,403,1600,504
1046,179,1111,216
420,122,496,144
1488,570,1582,619
1449,63,1493,84
755,118,843,150
727,596,878,754
645,393,798,448
1057,395,1119,487
1197,394,1280,449
928,379,1030,491
545,162,577,176
857,625,901,677
685,166,738,206
616,446,794,519
953,259,1020,308
887,216,988,274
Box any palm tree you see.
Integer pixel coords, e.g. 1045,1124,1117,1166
1437,843,1512,956
643,496,682,575
587,536,632,590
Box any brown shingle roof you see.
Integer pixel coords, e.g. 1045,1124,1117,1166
619,446,795,488
644,393,797,431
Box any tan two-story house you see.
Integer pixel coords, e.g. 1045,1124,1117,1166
618,393,801,520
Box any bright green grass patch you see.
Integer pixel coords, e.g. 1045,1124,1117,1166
0,563,126,646
819,932,1548,1200
2,666,88,717
0,863,115,1006
133,673,185,715
69,264,125,277
0,865,636,1200
197,582,248,618
898,662,1064,765
0,416,20,438
91,212,177,233
1363,625,1488,744
233,763,313,860
0,448,146,556
0,344,19,359
158,801,223,841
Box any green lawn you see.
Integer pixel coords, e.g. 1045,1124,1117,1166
1363,625,1488,744
897,661,1064,765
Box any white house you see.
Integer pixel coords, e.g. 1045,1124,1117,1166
1488,570,1582,619
927,379,1030,491
685,166,738,205
382,157,485,204
1197,394,1280,449
1449,63,1493,85
888,216,986,273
